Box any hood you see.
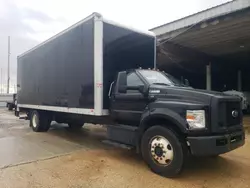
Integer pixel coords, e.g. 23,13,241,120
149,85,230,105
223,90,245,98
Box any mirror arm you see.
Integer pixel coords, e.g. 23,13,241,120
127,86,139,90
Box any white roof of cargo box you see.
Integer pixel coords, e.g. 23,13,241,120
18,12,155,58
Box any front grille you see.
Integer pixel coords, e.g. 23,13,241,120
219,101,242,127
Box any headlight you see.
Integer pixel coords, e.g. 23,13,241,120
186,110,205,129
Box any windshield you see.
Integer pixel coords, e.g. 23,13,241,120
138,70,189,87
138,70,173,85
165,73,188,87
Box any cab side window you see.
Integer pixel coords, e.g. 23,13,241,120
127,72,143,93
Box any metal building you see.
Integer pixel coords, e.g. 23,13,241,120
151,0,250,92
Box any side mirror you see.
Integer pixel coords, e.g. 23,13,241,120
117,71,127,93
138,85,148,95
119,85,127,93
117,71,148,95
184,79,190,86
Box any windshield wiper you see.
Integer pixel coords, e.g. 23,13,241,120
152,83,171,86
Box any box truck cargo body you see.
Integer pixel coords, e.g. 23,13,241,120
17,13,245,177
17,13,156,116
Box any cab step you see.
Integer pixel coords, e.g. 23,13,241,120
106,124,138,146
19,115,28,120
102,140,134,150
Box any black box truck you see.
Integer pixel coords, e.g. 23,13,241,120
17,12,245,177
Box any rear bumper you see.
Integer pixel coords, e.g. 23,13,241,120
187,130,245,156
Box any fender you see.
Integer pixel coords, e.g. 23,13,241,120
139,107,188,134
135,107,188,153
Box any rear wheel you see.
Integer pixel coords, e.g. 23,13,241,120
8,104,12,111
141,125,186,177
68,122,84,130
30,110,51,132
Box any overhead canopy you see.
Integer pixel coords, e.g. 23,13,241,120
151,0,250,70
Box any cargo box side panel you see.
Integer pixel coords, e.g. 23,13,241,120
103,22,155,109
17,18,95,109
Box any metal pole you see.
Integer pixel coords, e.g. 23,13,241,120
206,62,211,90
7,36,10,94
237,70,242,91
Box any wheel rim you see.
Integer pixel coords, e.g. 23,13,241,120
150,135,174,166
32,113,38,128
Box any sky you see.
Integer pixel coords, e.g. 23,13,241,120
0,0,231,88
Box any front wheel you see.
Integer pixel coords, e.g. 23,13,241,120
141,126,186,177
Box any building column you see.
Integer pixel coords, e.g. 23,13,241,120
206,62,211,90
237,70,242,91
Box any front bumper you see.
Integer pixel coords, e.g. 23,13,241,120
187,130,245,156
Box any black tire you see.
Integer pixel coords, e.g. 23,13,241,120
68,122,84,130
30,110,51,132
8,104,12,111
247,105,250,114
14,110,19,117
208,155,220,158
141,125,186,177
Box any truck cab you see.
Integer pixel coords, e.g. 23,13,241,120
108,68,245,177
110,69,191,125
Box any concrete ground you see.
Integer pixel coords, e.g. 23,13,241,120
0,109,249,188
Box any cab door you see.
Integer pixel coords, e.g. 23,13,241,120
110,72,147,124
